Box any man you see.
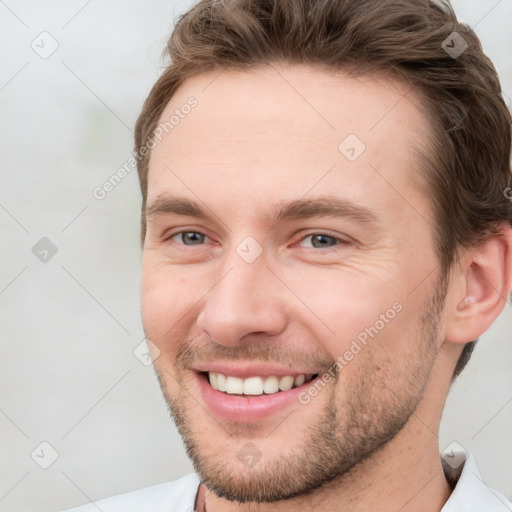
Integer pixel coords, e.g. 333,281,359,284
66,0,512,510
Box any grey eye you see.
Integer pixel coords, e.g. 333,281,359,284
173,231,206,245
305,234,339,249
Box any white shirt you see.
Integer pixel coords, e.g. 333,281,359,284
63,451,511,511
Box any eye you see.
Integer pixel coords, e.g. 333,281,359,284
168,231,211,246
164,230,349,250
299,233,348,250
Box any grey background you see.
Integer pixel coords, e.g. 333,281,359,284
0,1,511,510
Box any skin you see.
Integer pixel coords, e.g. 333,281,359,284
140,64,512,512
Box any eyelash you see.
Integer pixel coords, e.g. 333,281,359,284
163,230,351,251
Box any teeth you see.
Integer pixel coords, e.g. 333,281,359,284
225,376,244,394
209,372,218,390
207,372,310,396
263,376,279,394
217,373,226,392
243,376,264,395
278,375,294,391
294,374,305,387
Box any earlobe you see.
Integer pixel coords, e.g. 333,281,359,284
445,223,512,344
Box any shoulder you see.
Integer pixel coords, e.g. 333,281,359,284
63,473,201,512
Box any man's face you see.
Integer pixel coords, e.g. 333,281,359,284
141,65,447,502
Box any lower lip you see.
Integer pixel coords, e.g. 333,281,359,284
195,372,318,423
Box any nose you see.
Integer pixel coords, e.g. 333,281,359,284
196,248,287,347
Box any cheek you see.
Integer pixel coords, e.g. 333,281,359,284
140,263,197,349
288,270,423,375
282,271,400,342
141,275,188,385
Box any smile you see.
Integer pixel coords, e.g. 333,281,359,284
207,372,318,396
195,369,322,422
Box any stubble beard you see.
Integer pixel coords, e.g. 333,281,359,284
154,277,447,503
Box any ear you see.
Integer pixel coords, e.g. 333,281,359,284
445,223,512,344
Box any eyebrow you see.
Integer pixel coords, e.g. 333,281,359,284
144,195,380,227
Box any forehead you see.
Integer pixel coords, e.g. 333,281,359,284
147,64,432,224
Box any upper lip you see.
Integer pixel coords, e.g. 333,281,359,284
193,361,320,379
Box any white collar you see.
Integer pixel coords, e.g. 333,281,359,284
441,450,511,511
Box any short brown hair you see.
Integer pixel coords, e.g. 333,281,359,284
134,0,512,378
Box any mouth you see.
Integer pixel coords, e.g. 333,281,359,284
202,371,319,396
194,369,322,423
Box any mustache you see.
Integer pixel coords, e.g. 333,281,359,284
176,336,334,372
